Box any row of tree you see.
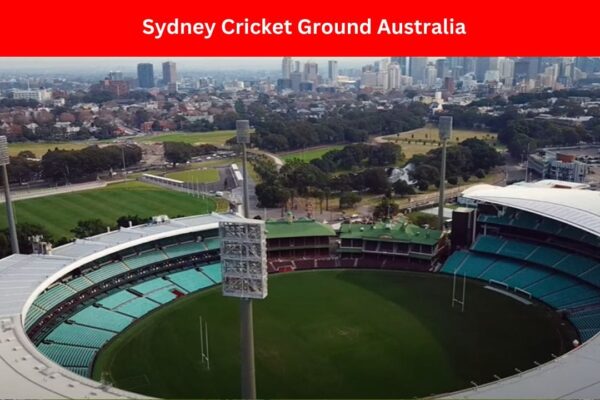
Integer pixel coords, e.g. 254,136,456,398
41,144,143,183
163,142,218,166
309,143,403,172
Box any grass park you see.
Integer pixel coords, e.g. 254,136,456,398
280,145,345,162
136,130,237,146
93,270,572,399
8,141,89,157
0,181,227,239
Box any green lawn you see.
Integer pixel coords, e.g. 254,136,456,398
1,181,225,239
137,130,237,146
280,145,345,162
93,270,572,399
165,169,220,183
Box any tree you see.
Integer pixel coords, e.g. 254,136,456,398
255,183,290,208
361,168,390,194
373,197,400,220
339,192,362,210
116,215,149,228
71,219,108,239
475,169,486,179
163,142,195,167
393,180,415,197
447,176,459,185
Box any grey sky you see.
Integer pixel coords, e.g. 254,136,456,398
0,57,387,72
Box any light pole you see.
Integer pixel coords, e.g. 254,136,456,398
0,136,19,254
438,116,453,231
236,120,256,399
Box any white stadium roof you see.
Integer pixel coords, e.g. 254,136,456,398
461,183,600,238
0,212,243,399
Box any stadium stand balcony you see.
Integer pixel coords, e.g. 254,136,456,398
97,290,138,310
69,306,134,333
46,323,116,348
123,250,168,270
33,284,77,311
166,269,215,292
85,262,129,284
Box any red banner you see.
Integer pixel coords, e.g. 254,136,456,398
2,0,598,56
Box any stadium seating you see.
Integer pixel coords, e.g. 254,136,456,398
471,236,505,254
146,286,178,304
525,246,567,268
69,306,134,332
65,276,94,292
498,240,537,260
554,254,599,277
37,343,97,368
203,238,220,251
440,251,469,274
98,290,138,310
123,250,168,270
167,269,215,292
570,309,600,341
200,263,223,283
525,275,576,298
46,323,116,348
505,267,550,288
163,242,205,259
24,305,46,330
478,260,522,282
131,277,172,294
33,284,76,311
85,262,128,284
116,297,160,318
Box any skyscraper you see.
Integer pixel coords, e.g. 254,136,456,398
388,63,401,90
328,60,338,84
282,57,292,79
162,61,177,85
409,57,428,84
304,62,319,85
391,57,410,76
137,63,154,88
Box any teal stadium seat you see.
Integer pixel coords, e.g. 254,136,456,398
203,238,220,251
440,251,469,274
505,267,550,288
146,286,178,304
65,276,94,292
37,343,97,368
163,242,206,258
85,262,128,284
200,263,223,283
498,239,537,260
24,305,46,330
472,235,505,254
70,306,134,332
123,250,168,270
478,260,523,281
116,297,159,318
131,277,171,294
167,269,215,292
46,323,115,348
98,290,138,309
33,284,76,311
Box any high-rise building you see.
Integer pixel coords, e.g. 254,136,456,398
328,60,338,84
282,57,292,79
424,64,437,87
391,57,410,75
108,71,123,81
409,57,428,84
388,63,401,90
290,71,302,91
294,60,301,73
304,62,319,85
162,61,177,85
137,63,154,88
499,58,515,86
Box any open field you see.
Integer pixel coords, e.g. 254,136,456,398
93,270,572,399
381,126,497,144
0,181,226,239
136,130,237,146
165,168,220,183
280,145,345,162
8,141,89,157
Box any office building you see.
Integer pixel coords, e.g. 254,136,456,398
137,63,154,88
162,61,177,85
328,60,338,84
282,57,292,79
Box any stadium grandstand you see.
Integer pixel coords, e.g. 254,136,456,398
338,221,447,270
440,182,600,398
1,181,600,398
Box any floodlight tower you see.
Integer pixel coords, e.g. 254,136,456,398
438,116,453,231
220,220,267,400
0,136,19,254
237,120,251,218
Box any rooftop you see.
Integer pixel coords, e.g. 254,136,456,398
339,222,443,246
265,218,336,239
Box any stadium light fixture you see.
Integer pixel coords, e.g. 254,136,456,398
219,218,267,400
0,136,19,254
438,116,453,230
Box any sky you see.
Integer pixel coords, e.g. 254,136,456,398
0,57,387,73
